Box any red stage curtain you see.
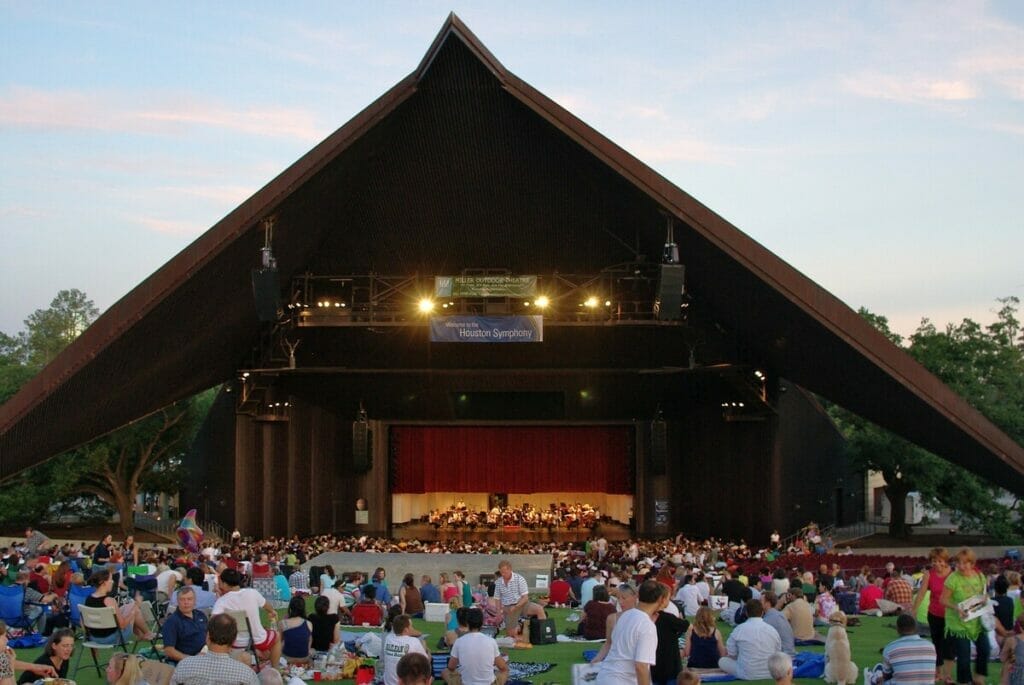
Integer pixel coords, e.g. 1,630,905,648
391,426,632,494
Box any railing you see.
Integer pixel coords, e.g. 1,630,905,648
831,521,885,543
132,512,178,541
132,512,231,545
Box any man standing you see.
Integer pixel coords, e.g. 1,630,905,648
595,580,665,685
382,614,429,685
443,608,508,685
494,560,546,638
211,568,281,668
172,613,259,685
719,599,782,680
878,613,937,685
23,527,48,557
163,586,209,664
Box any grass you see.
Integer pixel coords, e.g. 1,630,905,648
15,605,1000,684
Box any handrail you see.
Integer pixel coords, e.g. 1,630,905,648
132,512,230,545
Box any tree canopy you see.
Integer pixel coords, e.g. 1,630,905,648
0,289,211,533
830,297,1024,540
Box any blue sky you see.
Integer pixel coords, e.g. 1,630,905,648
1,1,1021,339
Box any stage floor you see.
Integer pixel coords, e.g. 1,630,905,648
392,520,632,543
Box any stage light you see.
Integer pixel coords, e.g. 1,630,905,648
584,296,599,308
754,370,765,380
334,302,341,307
242,372,250,378
418,298,435,313
605,300,612,307
535,295,549,309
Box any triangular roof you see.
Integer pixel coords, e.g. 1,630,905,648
1,14,1022,491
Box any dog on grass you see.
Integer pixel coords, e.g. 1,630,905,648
824,610,859,685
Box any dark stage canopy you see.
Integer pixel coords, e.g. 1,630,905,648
1,15,1022,492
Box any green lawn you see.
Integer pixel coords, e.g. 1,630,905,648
16,605,999,684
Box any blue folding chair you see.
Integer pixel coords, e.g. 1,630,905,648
0,585,43,633
68,584,93,634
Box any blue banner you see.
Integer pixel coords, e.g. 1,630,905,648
429,315,543,343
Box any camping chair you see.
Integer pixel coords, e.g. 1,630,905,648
126,574,158,603
74,604,130,678
67,584,93,635
0,585,45,633
226,610,259,667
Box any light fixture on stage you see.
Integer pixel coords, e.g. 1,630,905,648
251,217,281,322
418,298,435,313
534,295,550,309
584,296,599,308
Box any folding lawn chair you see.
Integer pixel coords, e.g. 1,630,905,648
73,604,130,678
226,610,260,667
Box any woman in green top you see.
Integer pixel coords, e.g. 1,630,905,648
941,547,989,685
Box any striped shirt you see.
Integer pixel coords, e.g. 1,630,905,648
882,635,937,685
495,572,529,607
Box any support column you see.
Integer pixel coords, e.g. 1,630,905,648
287,398,312,536
234,415,262,536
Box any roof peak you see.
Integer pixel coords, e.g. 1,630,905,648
414,13,508,83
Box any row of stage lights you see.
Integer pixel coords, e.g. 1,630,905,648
417,294,616,313
291,296,620,313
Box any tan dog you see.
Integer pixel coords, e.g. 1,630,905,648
824,611,858,685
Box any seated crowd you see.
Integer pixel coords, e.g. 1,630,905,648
7,524,1024,685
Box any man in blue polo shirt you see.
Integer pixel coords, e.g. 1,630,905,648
162,586,209,663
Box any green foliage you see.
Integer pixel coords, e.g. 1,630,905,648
18,289,99,369
0,288,213,532
831,297,1024,541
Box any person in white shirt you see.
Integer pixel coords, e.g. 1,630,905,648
595,580,666,685
674,575,702,619
580,570,602,607
443,608,508,685
718,599,782,680
320,579,348,618
382,615,428,685
494,560,545,639
211,568,282,667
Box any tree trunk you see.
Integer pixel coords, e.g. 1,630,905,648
885,482,912,539
115,489,136,537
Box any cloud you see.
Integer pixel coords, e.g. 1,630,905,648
0,87,326,141
843,74,976,103
131,215,204,237
153,185,256,205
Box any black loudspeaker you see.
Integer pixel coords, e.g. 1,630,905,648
654,264,685,320
529,617,557,644
251,267,281,322
649,419,667,476
352,421,371,472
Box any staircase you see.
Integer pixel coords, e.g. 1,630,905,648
132,512,230,545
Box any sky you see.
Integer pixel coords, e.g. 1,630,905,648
1,1,1022,340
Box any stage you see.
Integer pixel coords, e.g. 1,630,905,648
391,520,632,543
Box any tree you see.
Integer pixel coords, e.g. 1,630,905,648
19,289,99,369
64,397,208,535
830,298,1024,540
0,288,211,534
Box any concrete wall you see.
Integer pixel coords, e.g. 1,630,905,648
302,552,554,593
